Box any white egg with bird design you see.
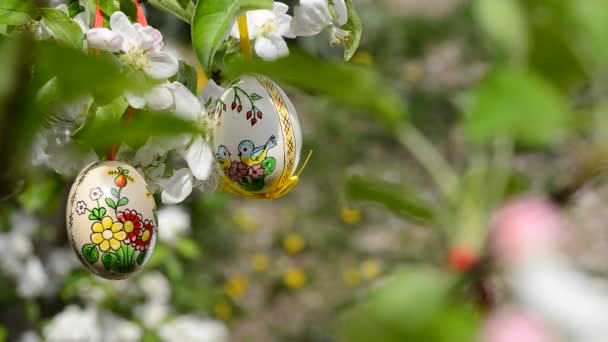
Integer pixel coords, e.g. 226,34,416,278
66,161,158,279
212,74,304,199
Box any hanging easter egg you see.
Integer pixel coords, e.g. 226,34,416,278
66,161,157,279
212,74,303,199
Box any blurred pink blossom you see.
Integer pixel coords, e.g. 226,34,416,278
481,309,554,342
491,196,563,265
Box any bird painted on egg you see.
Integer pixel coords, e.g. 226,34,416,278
215,145,231,169
238,136,277,166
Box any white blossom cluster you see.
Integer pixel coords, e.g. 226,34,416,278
32,0,351,205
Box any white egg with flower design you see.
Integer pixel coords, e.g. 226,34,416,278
66,161,157,279
212,74,304,199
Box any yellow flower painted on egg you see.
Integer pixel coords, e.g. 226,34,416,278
90,216,126,252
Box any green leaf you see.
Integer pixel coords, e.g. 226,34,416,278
342,0,362,61
92,208,100,217
111,188,119,198
175,238,200,259
17,173,63,214
34,42,150,101
99,0,118,16
116,244,136,273
192,0,273,74
250,93,261,101
338,270,459,342
118,0,138,22
0,0,37,25
566,1,608,69
178,61,198,94
68,2,82,18
96,95,129,122
102,252,119,270
99,207,106,217
177,0,191,9
148,0,195,23
72,111,198,156
117,197,129,206
41,9,84,50
105,198,117,209
345,176,434,223
136,249,147,265
89,214,97,220
464,67,567,147
226,50,406,131
474,0,528,63
82,244,99,264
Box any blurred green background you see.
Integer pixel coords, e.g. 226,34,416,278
2,0,608,341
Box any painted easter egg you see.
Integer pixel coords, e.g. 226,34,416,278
212,74,303,199
66,161,157,279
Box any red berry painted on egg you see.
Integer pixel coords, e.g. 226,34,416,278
223,103,226,111
251,118,257,125
448,246,478,273
115,174,128,188
246,111,252,119
257,111,263,119
231,102,237,110
237,105,242,112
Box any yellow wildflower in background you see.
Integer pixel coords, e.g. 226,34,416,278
341,207,361,225
360,260,382,280
283,268,306,289
283,233,305,255
214,302,232,321
232,208,257,232
342,268,361,287
224,275,249,300
251,253,270,272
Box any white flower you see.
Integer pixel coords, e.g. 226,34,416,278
138,271,171,303
19,330,41,342
134,301,170,328
39,121,97,176
89,187,103,201
17,257,49,298
158,316,229,342
99,311,142,342
158,205,191,245
291,0,351,45
126,81,200,120
86,12,178,80
76,201,88,215
44,305,101,342
230,2,294,61
161,168,193,204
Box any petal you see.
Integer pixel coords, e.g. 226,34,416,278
276,14,295,38
92,222,104,233
55,4,69,15
99,240,110,252
143,52,179,80
201,80,226,110
74,12,89,33
111,222,124,232
170,82,201,121
161,168,193,204
273,2,289,15
125,91,147,109
86,28,123,52
110,12,138,50
180,136,214,180
254,35,289,61
109,238,121,251
290,0,332,36
134,24,156,51
333,0,348,26
144,85,174,112
91,233,104,244
114,231,127,241
102,216,113,229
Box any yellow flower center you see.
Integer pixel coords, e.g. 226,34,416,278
141,229,151,242
119,49,150,70
258,19,278,38
102,229,114,240
124,221,134,233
